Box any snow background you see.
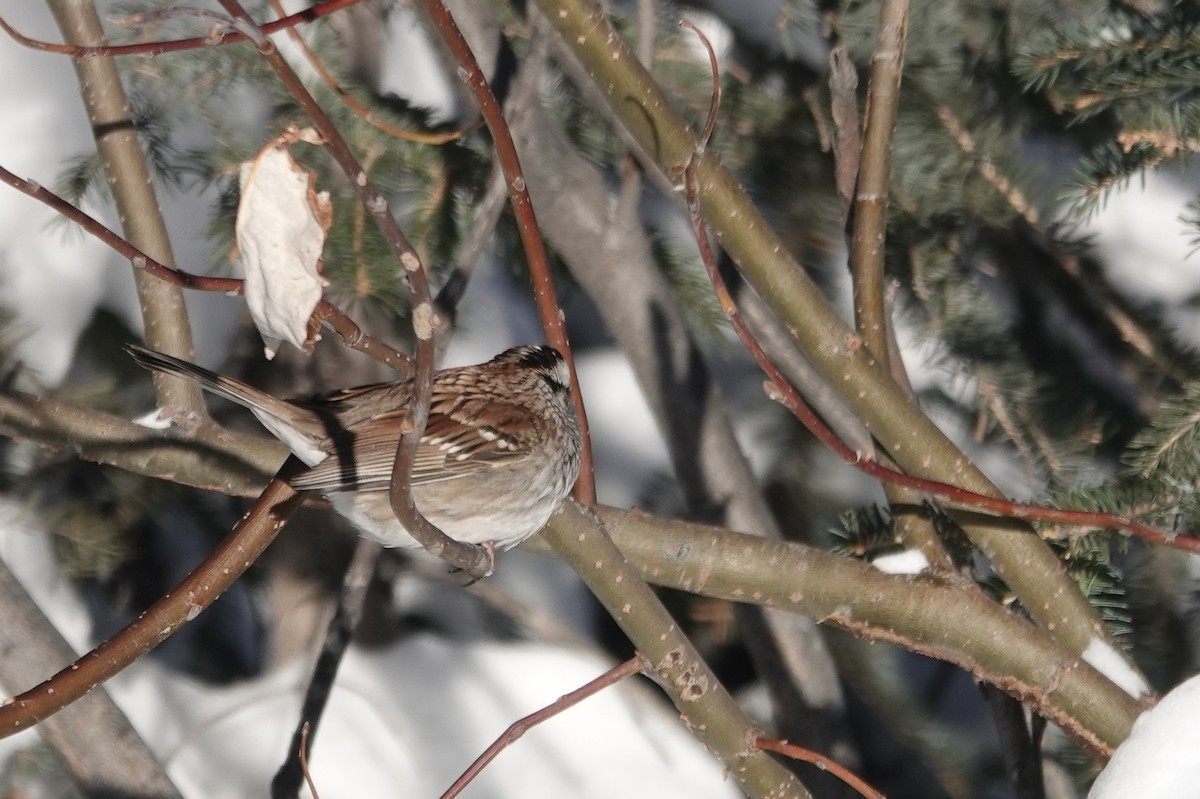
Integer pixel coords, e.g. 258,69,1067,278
2,1,1200,797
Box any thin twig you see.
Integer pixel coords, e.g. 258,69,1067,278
439,657,643,799
0,0,359,58
264,0,474,144
840,0,952,567
420,0,596,505
849,0,909,362
687,162,1200,553
980,684,1045,799
634,0,655,66
829,44,861,217
0,460,308,737
676,48,1199,557
755,737,885,799
298,722,321,799
271,538,381,799
678,20,720,148
0,163,412,373
936,104,1039,228
197,1,491,577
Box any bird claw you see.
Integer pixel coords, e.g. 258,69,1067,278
454,541,497,585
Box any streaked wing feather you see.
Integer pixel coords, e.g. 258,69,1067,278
290,399,532,493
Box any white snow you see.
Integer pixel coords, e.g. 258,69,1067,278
0,498,739,798
0,4,242,384
378,5,460,124
1089,674,1200,798
1082,637,1151,700
109,639,740,799
870,548,930,575
1075,168,1200,351
132,408,176,431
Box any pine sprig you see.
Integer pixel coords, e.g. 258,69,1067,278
1053,534,1132,645
1015,3,1200,212
1091,379,1200,531
648,228,730,347
1016,15,1200,116
830,505,897,559
1128,382,1200,478
1060,140,1171,218
1046,382,1200,543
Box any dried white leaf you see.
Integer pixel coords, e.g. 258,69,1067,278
236,129,332,359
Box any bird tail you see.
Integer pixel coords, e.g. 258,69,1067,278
126,345,285,415
126,345,330,466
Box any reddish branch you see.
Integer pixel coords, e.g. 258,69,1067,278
420,0,596,505
0,461,308,737
263,0,475,145
184,0,495,577
690,152,1199,554
4,0,584,564
0,163,411,373
439,657,643,799
299,723,322,799
0,0,359,58
677,27,1198,557
755,737,884,799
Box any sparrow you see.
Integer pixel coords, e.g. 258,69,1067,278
127,344,582,551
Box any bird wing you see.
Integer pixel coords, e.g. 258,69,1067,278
289,390,534,493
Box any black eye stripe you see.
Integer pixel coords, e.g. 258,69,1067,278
496,345,565,371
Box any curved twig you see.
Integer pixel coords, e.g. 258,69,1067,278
264,0,476,145
0,163,412,373
439,657,643,799
420,0,596,505
0,0,360,58
204,1,488,576
755,737,884,799
685,154,1200,554
675,32,1196,559
0,461,308,737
